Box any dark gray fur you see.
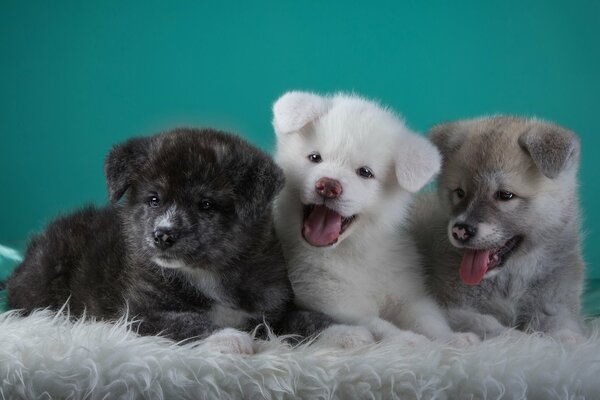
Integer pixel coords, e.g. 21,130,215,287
410,116,585,340
7,128,333,342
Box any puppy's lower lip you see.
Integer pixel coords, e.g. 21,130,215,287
488,235,523,268
301,204,357,247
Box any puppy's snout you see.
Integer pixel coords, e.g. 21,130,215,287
153,228,177,250
315,177,342,199
452,223,477,243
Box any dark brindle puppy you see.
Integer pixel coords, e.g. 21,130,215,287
7,128,363,353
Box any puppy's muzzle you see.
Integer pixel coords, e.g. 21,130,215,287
315,177,342,199
452,223,477,243
153,228,177,250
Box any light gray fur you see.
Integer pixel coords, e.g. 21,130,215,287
409,116,585,342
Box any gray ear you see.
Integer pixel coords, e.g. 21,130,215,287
104,136,152,202
518,123,579,179
427,122,468,160
272,91,330,135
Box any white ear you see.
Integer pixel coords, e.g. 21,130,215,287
395,134,441,192
272,91,330,135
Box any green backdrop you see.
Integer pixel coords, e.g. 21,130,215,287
1,1,599,281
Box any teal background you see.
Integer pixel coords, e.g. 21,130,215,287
0,0,599,290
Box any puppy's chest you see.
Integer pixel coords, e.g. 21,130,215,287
470,275,529,323
184,268,256,328
294,250,398,302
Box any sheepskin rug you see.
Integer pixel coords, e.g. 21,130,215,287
1,310,599,399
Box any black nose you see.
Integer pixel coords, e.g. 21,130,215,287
153,229,177,249
452,223,477,243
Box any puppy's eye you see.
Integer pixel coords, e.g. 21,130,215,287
199,199,213,210
308,152,322,163
148,196,160,208
453,188,465,199
495,191,515,201
356,166,374,179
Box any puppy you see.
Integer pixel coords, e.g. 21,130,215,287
7,128,354,353
410,116,585,343
272,91,478,346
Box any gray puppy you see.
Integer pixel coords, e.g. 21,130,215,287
7,128,343,353
409,116,585,343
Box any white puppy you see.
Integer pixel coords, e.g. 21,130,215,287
272,91,478,346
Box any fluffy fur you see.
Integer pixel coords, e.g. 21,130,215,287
1,309,599,399
272,91,477,346
410,116,584,343
6,128,346,352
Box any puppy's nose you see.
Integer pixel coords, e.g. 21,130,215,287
153,228,177,249
315,177,343,199
452,223,477,243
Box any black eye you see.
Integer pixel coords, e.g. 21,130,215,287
495,191,514,201
199,199,213,210
454,188,465,199
308,152,322,163
148,196,160,208
357,166,374,179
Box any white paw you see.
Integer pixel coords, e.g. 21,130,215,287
365,318,402,340
365,318,430,346
391,330,432,347
444,332,480,347
317,324,375,349
550,329,586,345
202,328,255,354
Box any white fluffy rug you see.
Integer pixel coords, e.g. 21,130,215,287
1,310,599,399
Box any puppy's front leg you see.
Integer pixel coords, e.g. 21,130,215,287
528,305,585,344
399,299,480,347
446,307,520,339
136,310,255,354
363,317,430,346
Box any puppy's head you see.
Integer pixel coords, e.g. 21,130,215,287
429,116,580,285
104,128,284,270
273,91,440,247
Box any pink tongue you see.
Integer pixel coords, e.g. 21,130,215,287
302,205,342,247
459,249,491,285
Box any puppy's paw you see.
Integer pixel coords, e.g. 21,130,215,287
391,331,432,347
202,328,255,354
550,329,586,345
316,324,375,349
444,332,481,347
365,318,404,341
365,318,430,346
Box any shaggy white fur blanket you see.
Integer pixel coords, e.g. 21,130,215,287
1,310,599,400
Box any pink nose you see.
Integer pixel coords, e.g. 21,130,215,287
315,178,343,199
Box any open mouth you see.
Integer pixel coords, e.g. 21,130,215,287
459,236,523,286
302,204,357,247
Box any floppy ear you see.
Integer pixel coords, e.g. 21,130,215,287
235,154,285,223
518,123,580,179
272,91,330,135
395,134,441,192
104,136,152,202
427,121,468,161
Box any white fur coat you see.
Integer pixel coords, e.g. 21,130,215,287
1,310,598,399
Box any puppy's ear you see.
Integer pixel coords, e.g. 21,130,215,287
104,136,152,202
518,122,580,179
272,91,330,135
395,134,441,192
428,122,468,161
235,155,285,223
